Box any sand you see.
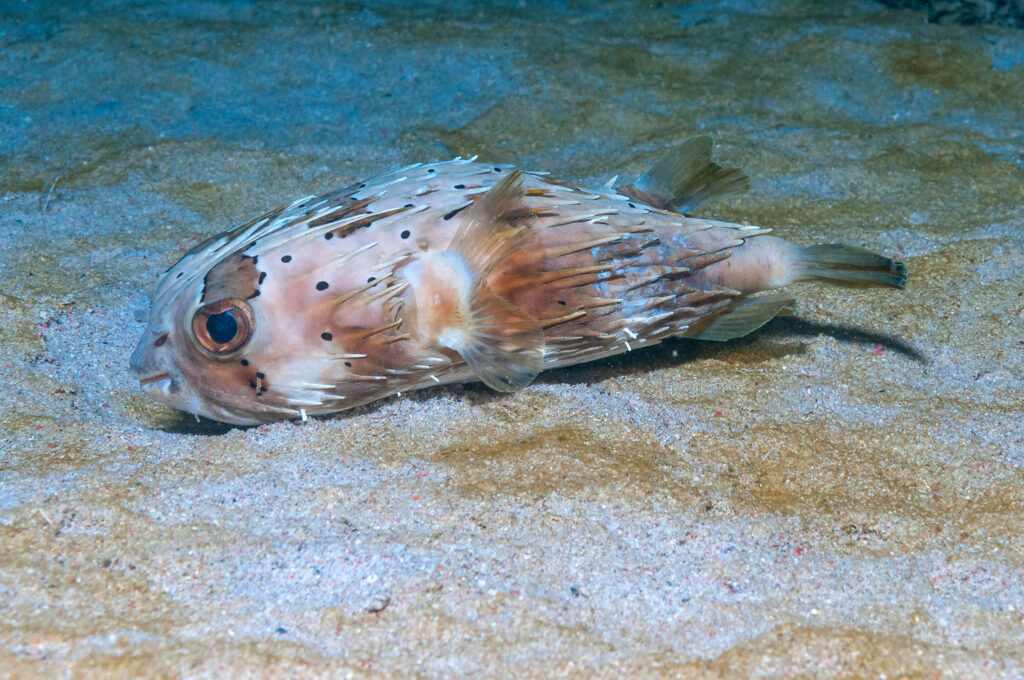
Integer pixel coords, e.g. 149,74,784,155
1,0,1022,677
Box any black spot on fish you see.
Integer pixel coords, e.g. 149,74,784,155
256,372,265,379
454,184,465,190
367,276,376,283
316,281,329,291
403,203,414,208
443,205,468,221
344,361,352,367
248,289,260,298
628,202,636,208
427,168,436,174
281,255,292,263
494,167,502,172
558,300,566,305
240,359,249,366
321,332,333,341
401,230,410,239
324,232,334,240
176,272,183,279
258,272,266,284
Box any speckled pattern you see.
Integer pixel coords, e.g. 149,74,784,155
1,1,1022,677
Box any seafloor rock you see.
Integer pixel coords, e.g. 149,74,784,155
879,0,1024,28
1,1,1022,677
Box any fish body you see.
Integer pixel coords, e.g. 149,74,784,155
130,137,906,425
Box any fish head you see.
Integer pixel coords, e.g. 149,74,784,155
130,268,262,425
130,235,315,425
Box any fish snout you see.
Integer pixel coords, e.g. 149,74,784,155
130,331,171,389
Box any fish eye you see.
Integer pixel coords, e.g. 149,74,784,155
191,299,254,355
207,310,237,343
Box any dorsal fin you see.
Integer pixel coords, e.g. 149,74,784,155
617,135,751,214
409,170,545,392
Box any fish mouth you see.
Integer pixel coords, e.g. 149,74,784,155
138,371,171,387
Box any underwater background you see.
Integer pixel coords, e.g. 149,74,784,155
2,0,1023,676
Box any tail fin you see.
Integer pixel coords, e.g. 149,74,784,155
794,244,907,289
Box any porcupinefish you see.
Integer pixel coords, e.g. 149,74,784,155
130,137,906,425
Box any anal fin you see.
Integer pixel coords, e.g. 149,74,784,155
686,292,795,342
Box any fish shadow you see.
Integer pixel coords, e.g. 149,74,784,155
528,315,926,388
764,316,926,362
159,413,240,436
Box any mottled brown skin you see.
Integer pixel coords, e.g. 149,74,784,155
488,180,775,349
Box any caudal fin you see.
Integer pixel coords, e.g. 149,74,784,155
794,244,907,289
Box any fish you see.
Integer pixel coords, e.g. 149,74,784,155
130,136,907,425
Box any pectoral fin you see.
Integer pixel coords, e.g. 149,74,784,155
441,281,545,392
412,169,545,392
451,169,536,274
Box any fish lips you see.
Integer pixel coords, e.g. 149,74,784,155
130,331,177,397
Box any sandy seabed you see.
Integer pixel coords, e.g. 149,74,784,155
1,1,1022,677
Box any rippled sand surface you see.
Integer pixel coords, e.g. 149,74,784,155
2,1,1022,676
